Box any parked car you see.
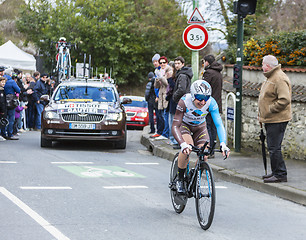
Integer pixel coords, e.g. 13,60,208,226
40,78,131,149
120,96,149,129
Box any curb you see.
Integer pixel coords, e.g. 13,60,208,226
141,131,306,206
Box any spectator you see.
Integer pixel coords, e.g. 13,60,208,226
0,66,5,77
258,55,292,183
150,53,164,138
25,73,36,130
0,76,7,141
3,69,20,140
33,73,51,130
202,55,223,157
165,61,179,149
172,56,193,103
154,56,171,140
145,72,156,134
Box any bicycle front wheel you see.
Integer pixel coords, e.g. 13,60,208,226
169,153,187,213
195,162,215,230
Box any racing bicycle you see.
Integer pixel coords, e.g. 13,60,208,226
56,41,72,82
168,141,228,230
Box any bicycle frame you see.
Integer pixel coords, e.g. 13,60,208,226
56,42,71,82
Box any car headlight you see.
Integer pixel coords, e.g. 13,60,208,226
44,111,60,120
106,112,123,121
136,112,148,118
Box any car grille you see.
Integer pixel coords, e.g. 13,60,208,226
126,112,136,117
61,113,104,122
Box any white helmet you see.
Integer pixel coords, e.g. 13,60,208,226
190,80,211,101
59,37,66,41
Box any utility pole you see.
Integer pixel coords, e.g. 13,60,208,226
235,15,243,152
191,0,199,81
233,0,257,152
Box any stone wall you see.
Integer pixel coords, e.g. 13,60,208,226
222,66,306,161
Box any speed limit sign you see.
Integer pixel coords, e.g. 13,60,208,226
182,24,209,51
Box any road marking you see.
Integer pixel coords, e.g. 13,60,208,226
0,161,17,164
0,187,70,240
59,166,145,178
200,186,228,189
125,162,159,165
103,186,148,189
51,162,94,164
20,187,72,190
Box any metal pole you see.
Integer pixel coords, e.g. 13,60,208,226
192,0,199,82
235,14,243,152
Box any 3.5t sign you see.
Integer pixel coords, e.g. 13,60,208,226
182,24,209,51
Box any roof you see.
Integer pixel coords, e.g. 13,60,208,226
59,78,115,88
223,76,306,103
225,64,306,73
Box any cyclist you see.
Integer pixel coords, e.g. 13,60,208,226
172,80,230,194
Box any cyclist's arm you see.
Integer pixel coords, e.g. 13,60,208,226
171,99,186,145
209,97,226,144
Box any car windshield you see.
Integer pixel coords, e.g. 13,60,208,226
54,86,116,102
124,99,147,108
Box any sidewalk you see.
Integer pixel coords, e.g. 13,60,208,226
140,126,306,206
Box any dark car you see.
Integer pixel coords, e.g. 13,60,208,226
40,78,130,149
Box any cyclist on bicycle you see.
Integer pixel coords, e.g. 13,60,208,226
172,80,230,194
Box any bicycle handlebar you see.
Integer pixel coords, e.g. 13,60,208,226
189,141,228,160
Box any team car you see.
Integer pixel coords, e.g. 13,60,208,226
120,96,149,129
40,78,131,149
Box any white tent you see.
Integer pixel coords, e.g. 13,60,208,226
0,40,36,71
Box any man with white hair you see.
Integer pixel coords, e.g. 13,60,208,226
258,55,292,183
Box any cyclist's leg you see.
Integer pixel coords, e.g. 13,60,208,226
177,133,194,194
193,123,210,162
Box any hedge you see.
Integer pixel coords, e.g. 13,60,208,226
225,30,306,67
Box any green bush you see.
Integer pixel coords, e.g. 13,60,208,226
225,30,306,66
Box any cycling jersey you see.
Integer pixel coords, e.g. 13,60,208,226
172,93,226,146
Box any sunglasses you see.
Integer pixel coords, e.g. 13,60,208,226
159,61,167,64
194,94,210,101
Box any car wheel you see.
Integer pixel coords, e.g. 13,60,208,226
41,135,52,148
115,130,127,149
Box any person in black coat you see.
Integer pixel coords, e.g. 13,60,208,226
145,72,156,134
202,55,223,157
33,73,51,129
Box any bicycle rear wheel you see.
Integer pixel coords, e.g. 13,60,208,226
169,153,187,213
195,162,215,230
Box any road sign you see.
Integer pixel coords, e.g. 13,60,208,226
187,7,205,24
182,24,209,51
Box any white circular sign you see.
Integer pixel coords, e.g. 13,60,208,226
182,24,209,51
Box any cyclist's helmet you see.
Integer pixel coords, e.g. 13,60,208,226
190,80,211,102
59,37,66,42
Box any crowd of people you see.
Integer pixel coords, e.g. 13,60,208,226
145,53,223,152
0,67,53,141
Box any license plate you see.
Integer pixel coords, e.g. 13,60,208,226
69,123,96,129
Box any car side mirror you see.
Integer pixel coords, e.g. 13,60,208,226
121,97,132,104
40,94,50,103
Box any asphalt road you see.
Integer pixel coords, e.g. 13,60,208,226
0,130,305,240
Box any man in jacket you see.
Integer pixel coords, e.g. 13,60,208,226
258,55,292,183
202,55,223,157
172,56,193,103
145,72,156,134
33,73,51,130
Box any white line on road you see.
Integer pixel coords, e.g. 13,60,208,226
103,186,148,189
0,187,70,240
51,162,94,164
0,161,17,164
125,162,159,165
20,187,72,190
